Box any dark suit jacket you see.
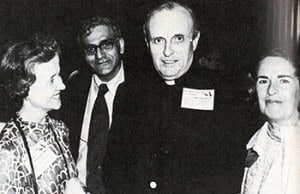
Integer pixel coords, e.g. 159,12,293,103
131,64,261,194
61,64,145,194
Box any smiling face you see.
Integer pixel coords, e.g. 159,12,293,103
256,56,300,124
83,25,124,81
147,6,200,81
26,53,65,114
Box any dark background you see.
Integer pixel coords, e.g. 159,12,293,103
0,0,270,191
0,0,267,79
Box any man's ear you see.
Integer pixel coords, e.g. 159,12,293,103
118,38,125,54
144,37,150,49
192,31,200,51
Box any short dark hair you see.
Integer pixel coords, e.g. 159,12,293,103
143,1,199,41
77,16,122,46
0,33,60,114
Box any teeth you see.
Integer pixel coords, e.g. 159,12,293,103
96,60,109,64
163,60,176,64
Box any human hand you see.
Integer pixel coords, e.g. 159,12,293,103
65,177,87,194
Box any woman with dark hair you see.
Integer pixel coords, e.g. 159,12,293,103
0,34,85,193
241,51,300,193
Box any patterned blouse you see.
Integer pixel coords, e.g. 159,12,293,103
0,115,77,194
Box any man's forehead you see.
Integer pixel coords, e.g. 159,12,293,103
84,25,114,43
149,7,194,38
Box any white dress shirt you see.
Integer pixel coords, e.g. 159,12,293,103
76,64,125,185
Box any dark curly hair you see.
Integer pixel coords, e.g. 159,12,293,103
77,16,122,46
0,33,60,118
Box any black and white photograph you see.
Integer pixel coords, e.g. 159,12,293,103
0,0,299,193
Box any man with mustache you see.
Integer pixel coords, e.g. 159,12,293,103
61,16,142,194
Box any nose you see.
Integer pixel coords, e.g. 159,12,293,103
95,47,105,59
57,76,66,91
163,41,174,57
267,80,279,95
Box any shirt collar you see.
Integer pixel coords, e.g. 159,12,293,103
92,62,125,95
165,80,176,85
246,121,281,157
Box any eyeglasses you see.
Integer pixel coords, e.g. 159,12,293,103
84,39,117,55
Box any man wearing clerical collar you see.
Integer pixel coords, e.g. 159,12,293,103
131,2,253,193
144,1,200,86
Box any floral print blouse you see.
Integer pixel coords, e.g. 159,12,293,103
0,115,77,194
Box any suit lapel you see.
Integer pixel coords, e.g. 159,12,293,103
68,71,93,160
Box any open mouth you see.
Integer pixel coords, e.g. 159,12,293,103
162,60,178,65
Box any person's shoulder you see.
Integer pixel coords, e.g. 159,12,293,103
184,67,221,88
48,117,70,138
49,117,68,131
122,66,153,92
0,120,21,151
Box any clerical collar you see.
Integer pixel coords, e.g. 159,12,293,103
165,80,175,85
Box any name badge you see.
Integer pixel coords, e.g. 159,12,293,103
181,88,215,110
25,143,58,178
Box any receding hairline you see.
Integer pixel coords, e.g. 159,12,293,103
84,25,115,39
77,16,122,45
144,2,197,39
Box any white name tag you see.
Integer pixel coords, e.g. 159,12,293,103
181,88,215,110
25,144,58,178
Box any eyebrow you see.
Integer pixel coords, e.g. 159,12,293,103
277,75,295,78
256,76,268,79
256,75,295,79
50,73,58,80
85,38,115,46
150,34,185,39
150,36,164,40
173,34,184,37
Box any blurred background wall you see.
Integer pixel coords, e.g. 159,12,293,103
265,0,299,64
0,0,298,81
0,0,267,75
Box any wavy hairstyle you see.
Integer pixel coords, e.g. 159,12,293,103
255,49,299,78
77,16,122,47
0,33,60,117
246,49,300,107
